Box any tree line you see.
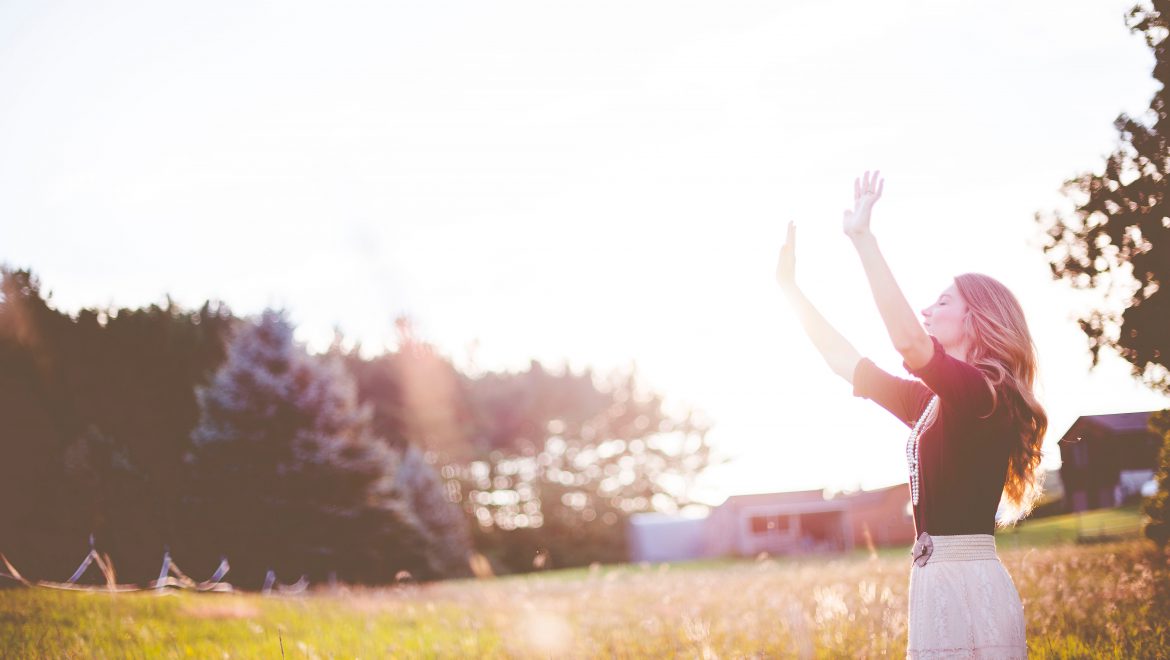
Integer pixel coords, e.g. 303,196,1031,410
0,269,721,587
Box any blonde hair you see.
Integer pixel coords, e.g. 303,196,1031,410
953,273,1048,528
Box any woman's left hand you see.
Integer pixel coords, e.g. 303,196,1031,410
776,221,797,292
843,170,883,238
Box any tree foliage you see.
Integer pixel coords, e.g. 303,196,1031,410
0,272,472,584
187,310,466,585
452,360,722,572
339,320,725,573
0,268,718,582
1143,410,1170,547
0,267,233,580
393,444,473,577
1037,1,1170,394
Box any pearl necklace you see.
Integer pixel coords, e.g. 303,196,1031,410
905,395,939,506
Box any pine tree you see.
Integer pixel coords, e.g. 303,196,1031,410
394,444,473,578
188,309,425,584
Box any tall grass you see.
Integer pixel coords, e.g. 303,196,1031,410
2,536,1167,658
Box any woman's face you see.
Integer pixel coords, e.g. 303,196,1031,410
921,283,970,356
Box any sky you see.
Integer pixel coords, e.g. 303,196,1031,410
2,0,1168,506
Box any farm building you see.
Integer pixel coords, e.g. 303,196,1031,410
1058,411,1162,513
628,483,915,563
625,513,708,563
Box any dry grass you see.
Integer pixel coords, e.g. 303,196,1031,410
2,538,1168,658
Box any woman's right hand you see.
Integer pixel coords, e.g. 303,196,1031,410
776,221,797,292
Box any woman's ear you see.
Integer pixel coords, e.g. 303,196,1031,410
962,309,976,336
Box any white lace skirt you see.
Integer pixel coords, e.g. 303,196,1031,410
906,533,1027,659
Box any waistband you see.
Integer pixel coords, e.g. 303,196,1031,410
910,533,997,566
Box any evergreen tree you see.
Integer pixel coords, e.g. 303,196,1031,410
394,444,473,578
188,309,427,584
0,267,234,582
0,268,132,579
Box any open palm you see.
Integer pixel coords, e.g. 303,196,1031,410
843,170,883,237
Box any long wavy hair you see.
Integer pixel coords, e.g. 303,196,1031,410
953,273,1048,528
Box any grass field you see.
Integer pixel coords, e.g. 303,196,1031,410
2,506,1167,659
996,503,1147,549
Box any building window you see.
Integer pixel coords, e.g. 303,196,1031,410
750,514,790,535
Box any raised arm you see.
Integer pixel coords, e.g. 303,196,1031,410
776,221,862,383
843,172,934,370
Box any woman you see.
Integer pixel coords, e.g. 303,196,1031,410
776,171,1044,659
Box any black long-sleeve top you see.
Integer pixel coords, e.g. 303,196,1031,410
852,336,1014,536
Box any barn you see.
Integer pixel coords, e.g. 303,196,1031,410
628,483,915,563
1058,411,1162,513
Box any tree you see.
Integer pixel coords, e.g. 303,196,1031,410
393,444,473,578
75,299,234,578
187,309,432,584
1037,1,1170,394
336,317,476,461
0,266,244,582
0,268,85,578
1143,410,1170,547
341,320,725,573
452,360,723,572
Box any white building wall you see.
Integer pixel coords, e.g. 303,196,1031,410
627,515,709,563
